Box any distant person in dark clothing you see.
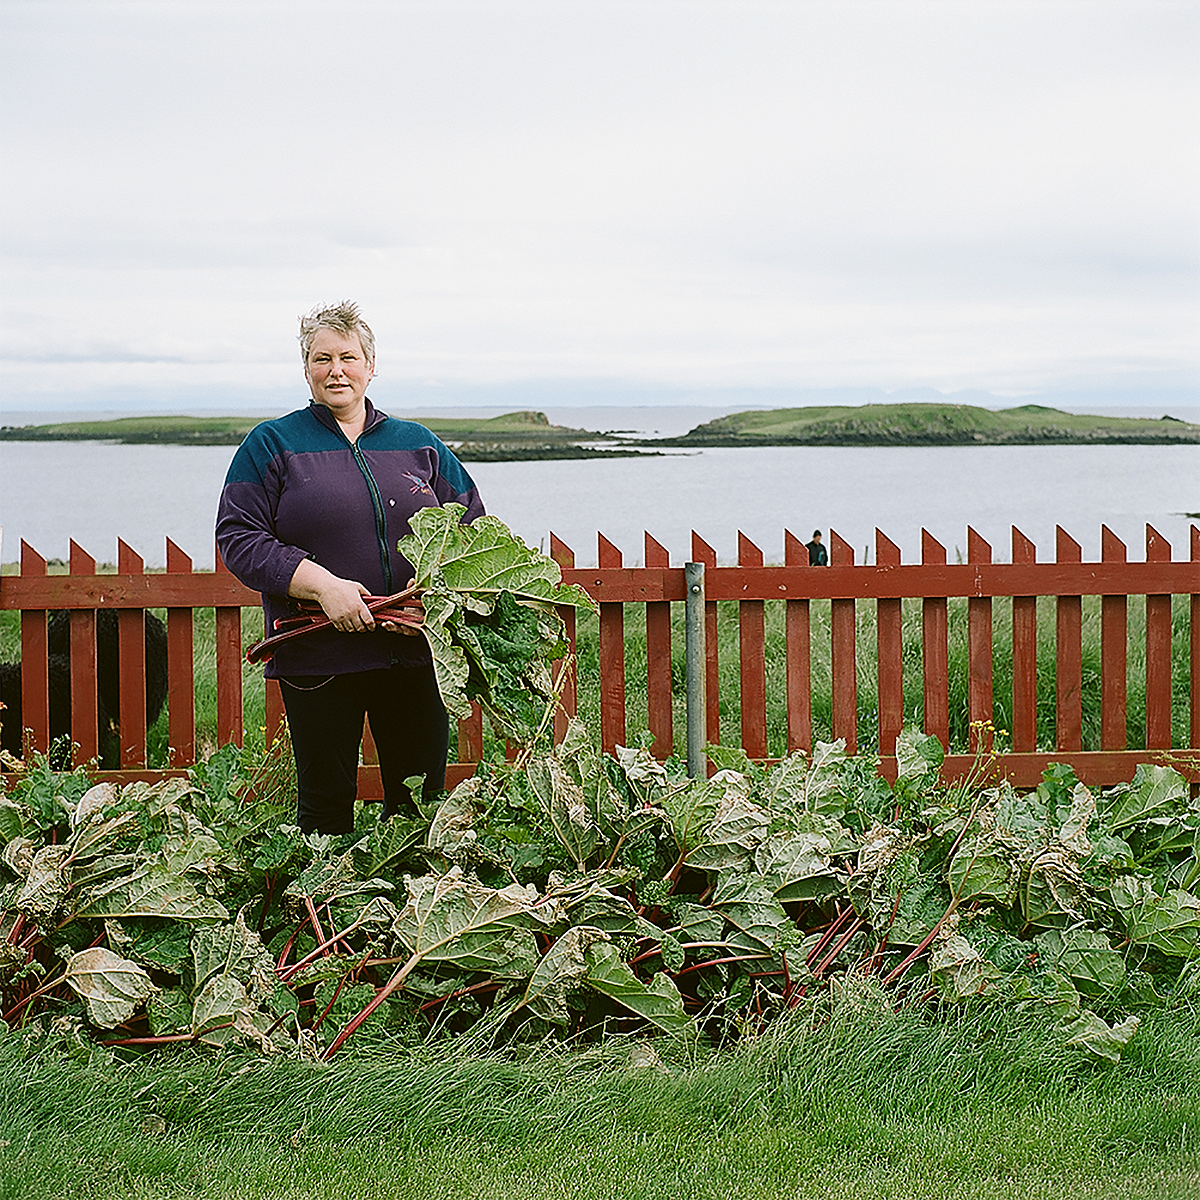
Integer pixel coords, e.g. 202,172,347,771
805,530,828,566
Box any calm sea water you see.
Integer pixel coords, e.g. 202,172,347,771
1,410,1195,568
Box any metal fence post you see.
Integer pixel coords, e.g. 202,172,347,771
684,561,706,778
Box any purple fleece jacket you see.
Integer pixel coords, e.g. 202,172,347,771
216,399,484,677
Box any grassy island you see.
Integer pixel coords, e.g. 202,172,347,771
656,402,1200,447
0,409,657,460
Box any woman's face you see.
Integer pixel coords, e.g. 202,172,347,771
304,328,375,417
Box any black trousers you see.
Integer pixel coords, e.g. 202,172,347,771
279,663,449,835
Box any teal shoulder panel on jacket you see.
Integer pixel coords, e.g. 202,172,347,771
223,407,341,484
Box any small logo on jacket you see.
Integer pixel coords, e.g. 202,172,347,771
403,473,435,497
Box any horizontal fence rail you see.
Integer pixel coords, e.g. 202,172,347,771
2,525,1198,792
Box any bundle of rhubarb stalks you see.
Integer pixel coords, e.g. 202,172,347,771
246,586,425,664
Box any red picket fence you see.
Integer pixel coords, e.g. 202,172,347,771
2,524,1199,792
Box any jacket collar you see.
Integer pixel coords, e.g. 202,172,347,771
307,397,388,437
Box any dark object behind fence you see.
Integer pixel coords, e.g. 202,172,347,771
0,609,168,767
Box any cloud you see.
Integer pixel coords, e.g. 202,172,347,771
1,0,1196,406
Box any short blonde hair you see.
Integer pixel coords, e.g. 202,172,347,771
298,301,375,364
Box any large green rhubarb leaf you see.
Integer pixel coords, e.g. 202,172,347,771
1102,765,1189,832
1035,928,1126,997
391,868,548,977
948,834,1022,905
1112,876,1200,959
581,941,691,1034
76,860,229,922
398,506,595,737
402,507,590,604
686,773,769,873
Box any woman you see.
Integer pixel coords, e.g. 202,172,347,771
216,301,484,835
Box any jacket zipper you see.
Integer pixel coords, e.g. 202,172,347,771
347,427,394,594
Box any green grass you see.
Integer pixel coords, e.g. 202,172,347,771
2,1002,1197,1199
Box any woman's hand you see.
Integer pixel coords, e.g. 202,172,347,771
288,560,375,633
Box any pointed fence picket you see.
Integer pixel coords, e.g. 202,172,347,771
2,525,1199,792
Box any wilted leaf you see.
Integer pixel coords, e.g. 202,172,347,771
17,845,70,922
928,926,999,998
541,870,652,937
1063,1010,1140,1064
614,743,672,803
895,728,944,783
853,825,907,893
1,834,35,878
192,911,277,997
64,947,158,1029
70,782,119,831
521,925,610,1024
527,756,601,869
285,852,358,903
1019,847,1088,929
418,590,473,720
756,831,838,902
1057,784,1096,855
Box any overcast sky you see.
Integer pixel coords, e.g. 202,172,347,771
2,0,1197,414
